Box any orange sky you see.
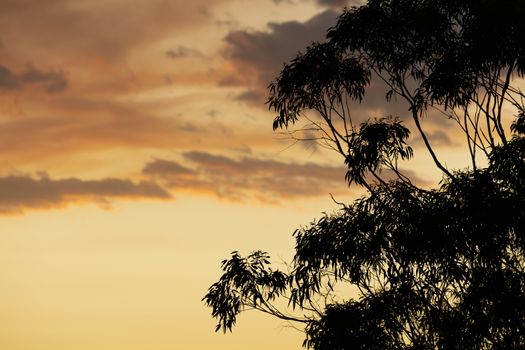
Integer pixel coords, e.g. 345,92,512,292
0,0,470,349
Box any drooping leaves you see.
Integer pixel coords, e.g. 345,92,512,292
269,42,370,130
203,251,287,332
344,117,412,186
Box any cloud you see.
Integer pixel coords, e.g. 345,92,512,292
142,158,195,175
234,89,265,103
317,0,363,8
0,66,18,90
0,0,229,63
0,94,220,166
0,64,67,93
0,90,282,169
411,129,460,148
142,152,430,203
317,0,348,6
221,9,339,105
0,173,171,214
143,153,346,201
165,46,206,60
272,0,362,7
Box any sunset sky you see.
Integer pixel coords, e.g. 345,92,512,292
0,1,472,349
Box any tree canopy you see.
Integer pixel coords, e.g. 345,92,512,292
204,0,525,348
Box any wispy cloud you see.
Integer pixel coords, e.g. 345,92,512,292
165,46,206,60
316,0,363,9
0,0,229,62
411,129,459,148
0,64,67,93
272,0,362,7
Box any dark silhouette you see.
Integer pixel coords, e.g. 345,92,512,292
205,0,525,348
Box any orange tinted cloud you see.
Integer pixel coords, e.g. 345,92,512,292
316,0,363,8
0,0,227,62
142,158,196,176
273,0,361,7
0,173,171,214
144,152,348,202
0,64,67,93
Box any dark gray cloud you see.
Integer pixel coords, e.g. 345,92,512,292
0,64,67,93
273,0,296,4
0,174,171,214
142,153,430,202
222,9,339,104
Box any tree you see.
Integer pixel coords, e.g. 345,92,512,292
204,0,525,348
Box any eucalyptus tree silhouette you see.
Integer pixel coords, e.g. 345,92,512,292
205,0,525,348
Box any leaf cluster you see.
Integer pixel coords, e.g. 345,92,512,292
345,117,413,186
203,251,288,333
269,42,370,130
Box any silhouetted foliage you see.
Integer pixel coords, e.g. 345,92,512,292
205,0,525,348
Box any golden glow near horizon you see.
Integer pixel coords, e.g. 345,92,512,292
0,198,326,350
0,0,468,349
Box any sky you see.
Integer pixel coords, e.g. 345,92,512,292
0,0,469,349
